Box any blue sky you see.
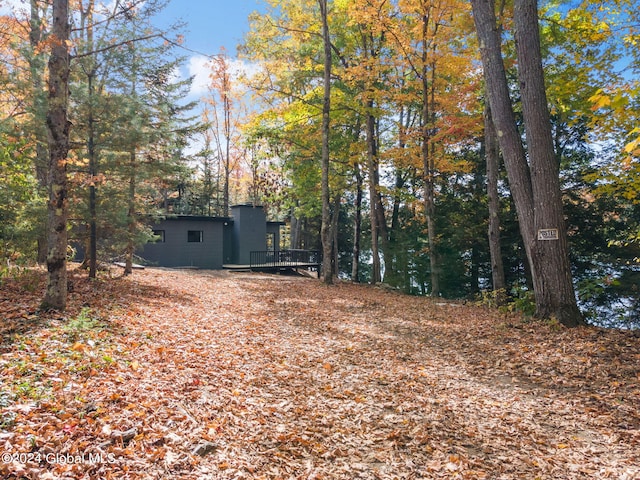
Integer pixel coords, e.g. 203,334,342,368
156,0,264,58
0,0,265,56
0,0,263,58
152,0,266,99
0,0,263,117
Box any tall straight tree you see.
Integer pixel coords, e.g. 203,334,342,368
513,0,581,323
318,0,333,284
41,0,70,311
241,0,365,278
471,0,583,326
357,12,389,285
207,53,234,216
484,104,506,300
75,0,101,278
113,32,198,274
418,1,441,296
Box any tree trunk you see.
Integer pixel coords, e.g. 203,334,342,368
513,0,583,325
41,0,70,311
471,0,535,237
290,210,300,249
78,1,99,278
351,163,362,282
484,104,506,301
423,115,440,295
471,0,583,326
88,72,98,279
124,150,137,276
388,169,405,287
318,0,334,284
365,107,381,284
424,159,439,296
331,194,340,275
421,11,440,297
223,71,231,217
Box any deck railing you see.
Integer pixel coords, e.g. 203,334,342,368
250,249,321,270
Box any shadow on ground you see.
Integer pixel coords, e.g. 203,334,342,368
0,266,195,350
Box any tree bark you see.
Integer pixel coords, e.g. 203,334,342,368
331,194,341,275
290,209,301,249
88,72,98,279
471,0,583,325
365,106,381,284
124,149,137,276
388,169,405,287
471,0,535,237
423,140,439,296
351,163,363,282
484,104,506,301
513,0,583,325
41,0,70,311
420,10,440,297
318,0,334,284
223,69,231,217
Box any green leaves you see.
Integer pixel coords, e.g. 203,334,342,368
0,136,42,261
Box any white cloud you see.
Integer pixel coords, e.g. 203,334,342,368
187,55,211,98
186,54,260,99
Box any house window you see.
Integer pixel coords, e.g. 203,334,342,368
187,230,203,243
152,230,165,243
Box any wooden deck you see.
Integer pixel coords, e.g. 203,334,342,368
224,250,321,274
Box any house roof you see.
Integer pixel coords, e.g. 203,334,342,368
163,215,231,222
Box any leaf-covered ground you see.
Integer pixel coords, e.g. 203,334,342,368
1,266,639,479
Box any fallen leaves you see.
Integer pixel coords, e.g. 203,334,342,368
0,266,639,479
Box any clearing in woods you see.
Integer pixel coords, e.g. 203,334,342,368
0,267,639,479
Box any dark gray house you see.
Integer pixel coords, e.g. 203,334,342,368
139,204,282,269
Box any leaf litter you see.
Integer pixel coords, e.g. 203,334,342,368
0,266,638,479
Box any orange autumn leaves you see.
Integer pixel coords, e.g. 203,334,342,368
1,266,639,478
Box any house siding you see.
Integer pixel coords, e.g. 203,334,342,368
232,205,267,265
139,206,282,269
141,217,225,269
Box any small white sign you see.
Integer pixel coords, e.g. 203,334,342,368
538,228,559,241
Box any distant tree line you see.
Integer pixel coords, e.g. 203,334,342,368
0,0,638,328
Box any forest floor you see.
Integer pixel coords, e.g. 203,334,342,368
0,265,639,480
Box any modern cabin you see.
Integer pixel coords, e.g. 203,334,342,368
139,204,283,270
